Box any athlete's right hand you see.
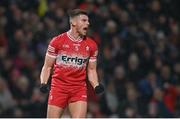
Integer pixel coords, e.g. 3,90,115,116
40,84,49,93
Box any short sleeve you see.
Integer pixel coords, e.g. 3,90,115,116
46,36,59,58
89,40,98,62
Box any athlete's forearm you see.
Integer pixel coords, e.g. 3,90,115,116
88,69,99,88
40,54,55,84
40,65,52,84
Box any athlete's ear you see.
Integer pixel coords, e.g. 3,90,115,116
70,18,77,26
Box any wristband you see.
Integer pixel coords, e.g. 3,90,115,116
95,83,104,94
40,84,49,93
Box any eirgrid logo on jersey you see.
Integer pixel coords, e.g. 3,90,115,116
56,54,89,68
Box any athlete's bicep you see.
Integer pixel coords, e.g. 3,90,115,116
46,36,59,58
44,36,59,67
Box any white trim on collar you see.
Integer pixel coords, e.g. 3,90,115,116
67,30,83,43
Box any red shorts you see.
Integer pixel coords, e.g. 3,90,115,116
48,79,87,108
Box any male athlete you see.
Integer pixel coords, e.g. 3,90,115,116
39,9,104,118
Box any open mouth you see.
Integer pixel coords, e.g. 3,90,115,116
83,27,88,31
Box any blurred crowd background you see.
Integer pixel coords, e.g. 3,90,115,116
0,0,180,118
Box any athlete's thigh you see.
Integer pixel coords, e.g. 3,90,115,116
47,104,64,118
68,101,87,118
47,83,69,117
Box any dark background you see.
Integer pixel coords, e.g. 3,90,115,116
0,0,180,117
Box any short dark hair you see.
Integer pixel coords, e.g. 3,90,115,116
68,9,88,19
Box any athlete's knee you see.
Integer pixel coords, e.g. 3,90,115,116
47,105,64,118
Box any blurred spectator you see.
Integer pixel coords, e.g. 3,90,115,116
99,79,118,117
124,106,137,118
127,52,143,86
150,88,174,117
175,85,180,117
138,71,161,116
0,77,16,115
114,65,127,101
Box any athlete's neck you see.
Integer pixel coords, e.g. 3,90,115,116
68,29,83,41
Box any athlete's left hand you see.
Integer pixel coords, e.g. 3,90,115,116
40,84,49,93
95,83,104,95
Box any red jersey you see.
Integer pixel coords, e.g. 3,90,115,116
47,32,98,87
